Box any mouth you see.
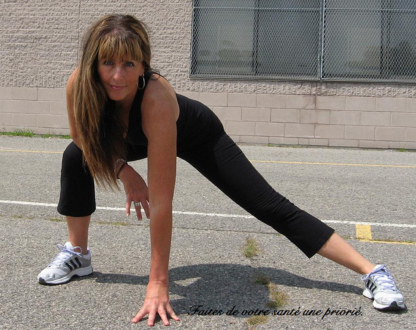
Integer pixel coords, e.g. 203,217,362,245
109,85,125,90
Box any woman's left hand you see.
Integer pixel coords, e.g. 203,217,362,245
132,280,180,326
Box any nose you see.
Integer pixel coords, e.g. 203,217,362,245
111,65,124,82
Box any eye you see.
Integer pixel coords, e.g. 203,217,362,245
103,60,113,66
125,61,135,67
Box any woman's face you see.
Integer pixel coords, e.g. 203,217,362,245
97,57,144,107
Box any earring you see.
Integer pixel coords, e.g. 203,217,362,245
137,73,146,90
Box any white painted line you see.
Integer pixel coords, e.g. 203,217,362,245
0,200,58,208
0,148,62,154
173,210,253,219
1,199,416,229
0,200,133,212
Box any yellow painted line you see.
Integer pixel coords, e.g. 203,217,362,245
1,149,416,169
356,224,372,240
355,224,416,245
0,149,62,154
357,239,416,246
250,160,416,169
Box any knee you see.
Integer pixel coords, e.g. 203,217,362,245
62,142,84,169
60,142,92,179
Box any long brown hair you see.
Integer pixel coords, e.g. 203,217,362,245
73,15,151,188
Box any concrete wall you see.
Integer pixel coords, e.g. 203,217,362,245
1,0,416,149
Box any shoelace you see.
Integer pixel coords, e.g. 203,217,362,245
49,244,83,267
361,264,397,291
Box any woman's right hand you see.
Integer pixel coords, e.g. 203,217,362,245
118,164,150,220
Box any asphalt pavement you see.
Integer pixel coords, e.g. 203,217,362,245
0,135,414,329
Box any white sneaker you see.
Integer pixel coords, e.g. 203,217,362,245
37,242,93,285
361,264,406,311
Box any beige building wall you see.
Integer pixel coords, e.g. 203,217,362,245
1,0,416,149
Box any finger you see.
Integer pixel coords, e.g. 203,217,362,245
132,308,146,323
157,309,170,326
134,202,143,221
166,305,180,321
142,200,150,219
126,199,132,217
147,311,157,327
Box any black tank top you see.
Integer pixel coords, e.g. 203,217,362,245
126,71,224,152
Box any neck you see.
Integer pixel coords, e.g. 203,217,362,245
115,97,134,113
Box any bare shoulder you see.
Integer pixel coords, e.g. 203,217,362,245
65,68,80,142
145,73,176,99
142,73,179,119
66,68,79,96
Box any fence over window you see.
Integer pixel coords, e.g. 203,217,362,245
190,0,416,83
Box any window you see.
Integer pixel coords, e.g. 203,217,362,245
190,0,416,82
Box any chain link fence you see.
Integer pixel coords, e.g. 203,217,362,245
190,0,416,83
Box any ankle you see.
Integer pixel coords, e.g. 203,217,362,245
68,242,88,255
360,263,376,275
66,215,91,255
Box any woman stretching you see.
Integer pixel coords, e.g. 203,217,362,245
37,14,406,326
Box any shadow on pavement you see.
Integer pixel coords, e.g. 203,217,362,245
89,264,362,316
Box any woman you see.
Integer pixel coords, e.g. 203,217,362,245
37,15,406,326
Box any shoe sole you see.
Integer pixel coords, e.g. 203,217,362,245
38,265,93,285
373,301,407,311
363,289,407,311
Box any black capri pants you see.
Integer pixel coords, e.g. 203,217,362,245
58,134,334,258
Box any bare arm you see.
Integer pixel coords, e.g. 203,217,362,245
131,75,180,326
144,79,178,283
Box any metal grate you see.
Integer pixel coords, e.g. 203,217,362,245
190,0,416,83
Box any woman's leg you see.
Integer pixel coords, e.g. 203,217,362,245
180,134,371,270
39,142,148,284
57,142,96,253
39,141,97,286
318,232,374,274
67,216,91,254
58,142,96,216
38,142,95,284
57,142,148,252
179,133,405,310
179,133,333,258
